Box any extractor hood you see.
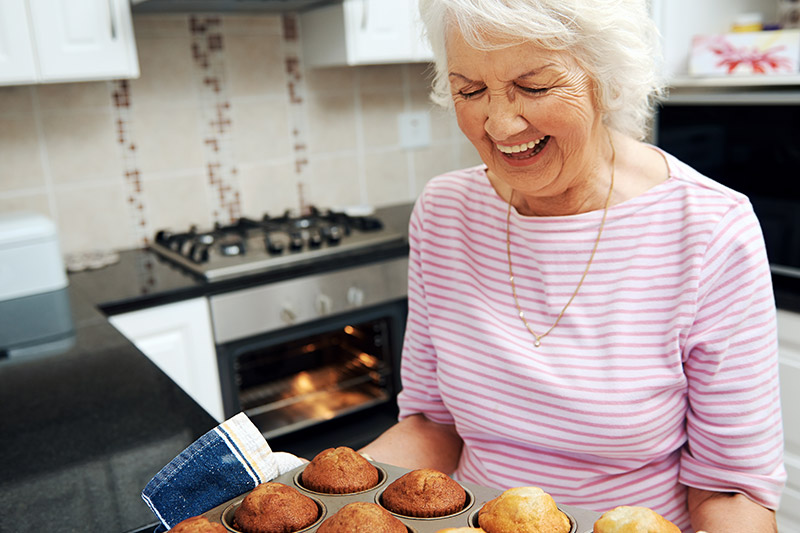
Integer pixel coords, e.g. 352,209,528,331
131,0,341,13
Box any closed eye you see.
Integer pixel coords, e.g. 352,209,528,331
459,87,486,99
518,85,549,95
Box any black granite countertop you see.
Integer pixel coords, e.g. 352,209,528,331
0,203,413,533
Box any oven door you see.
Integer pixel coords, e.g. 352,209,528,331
210,257,408,452
215,300,406,439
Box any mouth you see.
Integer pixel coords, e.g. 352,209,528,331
495,135,550,160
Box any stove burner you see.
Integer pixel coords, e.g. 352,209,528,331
151,206,404,280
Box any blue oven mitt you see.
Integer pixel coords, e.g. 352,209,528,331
141,412,305,531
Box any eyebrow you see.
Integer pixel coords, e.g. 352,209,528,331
448,65,557,83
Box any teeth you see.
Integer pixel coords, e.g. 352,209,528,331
496,137,546,154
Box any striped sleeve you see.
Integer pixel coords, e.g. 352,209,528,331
680,200,786,509
397,193,456,425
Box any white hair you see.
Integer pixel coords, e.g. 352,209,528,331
418,0,666,140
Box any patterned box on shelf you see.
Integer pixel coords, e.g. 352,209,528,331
689,30,800,76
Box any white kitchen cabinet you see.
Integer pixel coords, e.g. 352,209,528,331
0,0,38,84
777,309,800,533
0,0,139,87
300,0,432,67
109,298,224,423
651,0,800,88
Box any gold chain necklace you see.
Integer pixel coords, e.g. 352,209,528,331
505,133,615,348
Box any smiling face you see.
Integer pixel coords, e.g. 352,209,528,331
447,29,611,215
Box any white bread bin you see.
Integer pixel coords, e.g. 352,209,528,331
0,212,68,302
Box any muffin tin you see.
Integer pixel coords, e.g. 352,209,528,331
197,461,602,532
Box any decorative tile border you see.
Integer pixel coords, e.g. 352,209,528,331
110,79,156,292
281,13,311,215
190,15,242,224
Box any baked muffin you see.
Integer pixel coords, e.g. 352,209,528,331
233,482,319,533
316,502,407,533
301,446,380,494
381,468,467,518
478,486,571,533
170,516,226,532
435,529,487,532
594,505,681,533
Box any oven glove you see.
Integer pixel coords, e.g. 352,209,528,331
141,411,305,532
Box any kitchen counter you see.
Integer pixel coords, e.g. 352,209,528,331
0,203,413,533
0,282,216,533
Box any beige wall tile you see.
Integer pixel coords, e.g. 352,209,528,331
406,63,434,88
305,66,355,95
358,64,405,91
304,154,361,208
53,182,135,254
140,173,213,232
131,34,196,104
224,33,286,98
40,110,122,185
306,93,357,154
0,86,33,115
37,82,110,111
222,15,282,35
0,116,45,191
238,162,299,218
130,103,205,175
364,149,411,207
361,91,404,149
457,139,483,168
230,98,291,163
412,144,460,193
0,193,52,218
133,14,189,36
410,86,457,142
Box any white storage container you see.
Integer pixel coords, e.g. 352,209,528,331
0,212,67,302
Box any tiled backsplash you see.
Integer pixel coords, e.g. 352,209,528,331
0,13,479,257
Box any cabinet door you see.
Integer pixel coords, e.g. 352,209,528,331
27,0,138,82
344,0,414,64
0,0,38,85
109,298,224,422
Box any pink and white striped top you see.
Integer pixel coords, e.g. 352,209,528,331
396,151,786,532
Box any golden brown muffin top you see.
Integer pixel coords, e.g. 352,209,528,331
301,447,380,493
593,505,681,533
170,516,226,532
234,482,319,533
478,486,571,533
316,502,407,533
381,468,467,517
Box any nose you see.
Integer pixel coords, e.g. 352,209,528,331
484,93,529,141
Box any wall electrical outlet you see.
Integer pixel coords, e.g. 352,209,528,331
398,111,431,149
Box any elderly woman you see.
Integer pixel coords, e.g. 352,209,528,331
360,1,786,532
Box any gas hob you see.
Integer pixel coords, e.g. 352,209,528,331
150,207,405,281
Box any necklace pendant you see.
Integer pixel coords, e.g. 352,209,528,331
534,338,541,348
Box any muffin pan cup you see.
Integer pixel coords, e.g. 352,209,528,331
198,461,601,533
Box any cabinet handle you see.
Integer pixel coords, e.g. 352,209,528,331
108,0,117,40
361,0,368,30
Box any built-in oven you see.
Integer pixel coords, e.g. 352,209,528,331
150,206,411,456
209,258,407,454
654,88,800,306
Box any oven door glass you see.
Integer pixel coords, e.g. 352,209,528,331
225,314,398,439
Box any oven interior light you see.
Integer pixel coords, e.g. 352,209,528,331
357,352,379,368
293,372,315,394
343,325,355,335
